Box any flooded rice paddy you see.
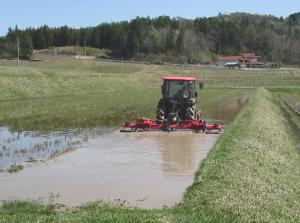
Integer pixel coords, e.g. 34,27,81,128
0,94,248,208
0,126,112,171
0,131,218,208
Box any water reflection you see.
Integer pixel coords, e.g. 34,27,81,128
157,133,195,175
0,125,112,170
215,95,248,122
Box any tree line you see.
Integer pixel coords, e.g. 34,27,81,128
1,12,300,64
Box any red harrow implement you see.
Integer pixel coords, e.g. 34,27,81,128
121,118,224,133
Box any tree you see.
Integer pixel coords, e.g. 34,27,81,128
20,34,33,60
143,25,161,53
153,16,172,28
194,17,209,34
126,17,149,56
33,28,46,49
166,29,176,51
42,25,53,47
0,37,15,58
91,26,101,48
110,22,128,55
176,29,185,53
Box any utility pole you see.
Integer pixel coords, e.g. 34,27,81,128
84,40,87,56
217,40,221,68
17,37,20,69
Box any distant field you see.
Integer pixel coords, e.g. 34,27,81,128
0,58,144,75
0,57,300,131
33,46,111,57
164,66,300,90
0,57,254,130
0,58,155,130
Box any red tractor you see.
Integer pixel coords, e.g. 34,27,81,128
121,76,223,133
156,76,202,122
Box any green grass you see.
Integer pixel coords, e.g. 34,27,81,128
0,58,145,75
0,58,157,130
0,201,57,223
0,89,160,130
0,88,250,131
7,163,24,173
162,65,300,89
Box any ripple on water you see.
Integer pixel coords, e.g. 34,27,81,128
0,125,113,170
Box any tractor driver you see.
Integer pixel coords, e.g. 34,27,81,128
174,82,192,101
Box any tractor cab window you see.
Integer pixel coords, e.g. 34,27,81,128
163,80,195,99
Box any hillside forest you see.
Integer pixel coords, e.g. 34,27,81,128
1,12,300,64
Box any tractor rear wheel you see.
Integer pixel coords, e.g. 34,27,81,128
186,104,197,120
156,100,166,121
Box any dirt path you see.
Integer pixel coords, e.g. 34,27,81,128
0,131,219,208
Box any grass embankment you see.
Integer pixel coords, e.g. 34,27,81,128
178,88,300,222
1,89,300,222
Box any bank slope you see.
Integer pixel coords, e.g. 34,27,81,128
179,88,300,222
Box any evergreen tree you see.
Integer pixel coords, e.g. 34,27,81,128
33,28,46,49
42,25,54,47
20,34,33,60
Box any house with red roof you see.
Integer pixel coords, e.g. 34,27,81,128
217,52,263,68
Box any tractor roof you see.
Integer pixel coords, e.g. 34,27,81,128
163,76,197,81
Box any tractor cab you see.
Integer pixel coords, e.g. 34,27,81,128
161,77,199,102
157,76,203,121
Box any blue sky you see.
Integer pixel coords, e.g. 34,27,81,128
1,0,299,36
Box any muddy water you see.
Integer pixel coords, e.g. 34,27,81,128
0,131,218,208
214,95,248,122
0,126,112,170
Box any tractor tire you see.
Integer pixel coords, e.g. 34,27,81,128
186,104,197,120
156,100,166,121
196,109,201,120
